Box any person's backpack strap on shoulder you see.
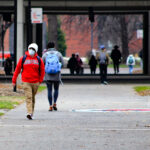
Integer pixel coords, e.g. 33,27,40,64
21,55,27,73
36,56,41,75
21,54,41,74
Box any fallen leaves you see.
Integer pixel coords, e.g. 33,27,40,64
137,90,150,96
0,83,24,96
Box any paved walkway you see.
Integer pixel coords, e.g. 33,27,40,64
0,83,150,150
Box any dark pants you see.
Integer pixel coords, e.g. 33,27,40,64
99,64,107,83
90,67,96,74
70,68,75,75
76,67,80,74
113,61,120,74
46,81,59,106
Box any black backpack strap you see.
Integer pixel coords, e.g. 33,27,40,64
21,55,41,75
21,55,27,73
36,56,41,75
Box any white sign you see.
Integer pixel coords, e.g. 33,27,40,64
31,8,43,24
137,29,143,39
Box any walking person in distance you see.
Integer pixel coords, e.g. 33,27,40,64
67,53,78,75
110,45,122,74
89,54,97,74
97,45,109,85
42,41,64,111
126,54,135,74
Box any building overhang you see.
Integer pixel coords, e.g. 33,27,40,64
0,0,150,14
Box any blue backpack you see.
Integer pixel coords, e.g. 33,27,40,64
128,57,133,64
45,52,61,74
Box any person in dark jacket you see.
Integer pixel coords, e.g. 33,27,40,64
89,55,97,74
67,53,78,75
110,45,122,74
75,53,83,74
4,57,12,75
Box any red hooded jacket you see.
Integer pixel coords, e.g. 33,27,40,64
12,51,45,84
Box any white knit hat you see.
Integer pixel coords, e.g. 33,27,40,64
28,43,38,52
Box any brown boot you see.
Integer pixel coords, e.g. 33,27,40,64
53,103,57,111
49,106,53,111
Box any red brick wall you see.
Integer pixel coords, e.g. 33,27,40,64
60,15,98,57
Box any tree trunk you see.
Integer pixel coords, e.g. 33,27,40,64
120,16,129,62
47,15,58,49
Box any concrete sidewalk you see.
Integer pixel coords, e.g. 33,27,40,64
0,83,150,150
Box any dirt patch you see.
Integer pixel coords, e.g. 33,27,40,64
137,90,150,96
0,69,5,75
133,69,143,74
0,83,24,96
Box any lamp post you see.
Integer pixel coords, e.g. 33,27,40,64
88,7,95,50
91,22,93,50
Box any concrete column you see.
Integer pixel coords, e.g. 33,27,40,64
148,12,150,75
15,0,24,85
17,0,24,63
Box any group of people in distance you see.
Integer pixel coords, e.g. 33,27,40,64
67,45,122,78
88,45,122,78
67,53,83,75
67,45,137,84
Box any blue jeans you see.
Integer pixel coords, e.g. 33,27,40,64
46,81,59,106
129,65,133,74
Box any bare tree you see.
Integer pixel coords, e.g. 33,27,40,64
60,14,142,60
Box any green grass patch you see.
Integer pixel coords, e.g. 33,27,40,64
38,85,46,92
0,96,25,110
0,101,19,109
0,112,4,116
134,86,150,92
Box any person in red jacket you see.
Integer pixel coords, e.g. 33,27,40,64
12,43,45,120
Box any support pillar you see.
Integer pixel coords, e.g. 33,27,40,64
36,24,42,57
15,0,24,88
146,12,150,75
32,24,36,43
17,0,24,63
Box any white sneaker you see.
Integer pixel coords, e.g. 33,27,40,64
103,81,108,85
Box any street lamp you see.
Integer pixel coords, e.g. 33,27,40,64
88,7,95,50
